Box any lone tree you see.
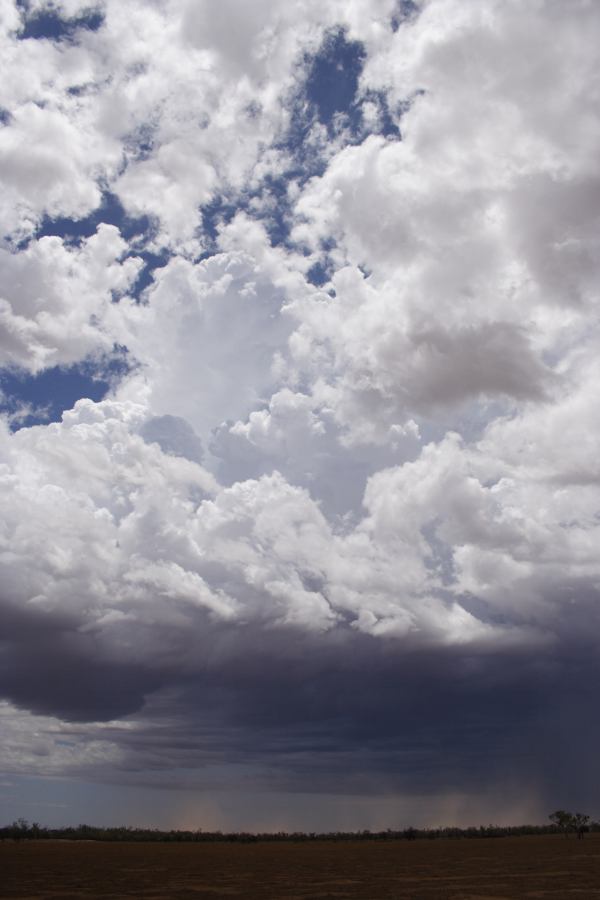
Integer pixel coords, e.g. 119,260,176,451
550,810,574,837
549,810,590,838
573,812,590,839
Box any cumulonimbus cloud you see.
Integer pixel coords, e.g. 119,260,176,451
1,0,600,815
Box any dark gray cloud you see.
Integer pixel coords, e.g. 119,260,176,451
5,617,599,817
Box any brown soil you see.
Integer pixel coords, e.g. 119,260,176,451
2,834,600,899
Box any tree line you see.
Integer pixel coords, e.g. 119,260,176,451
1,813,596,843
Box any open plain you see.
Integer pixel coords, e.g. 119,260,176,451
2,834,600,899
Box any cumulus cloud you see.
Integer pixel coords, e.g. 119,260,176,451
0,225,141,371
1,0,600,821
287,0,600,441
111,247,294,441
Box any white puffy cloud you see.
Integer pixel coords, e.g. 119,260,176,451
0,398,336,660
0,225,141,371
0,390,570,696
0,0,399,248
111,247,293,441
287,0,600,442
285,263,553,445
0,101,111,238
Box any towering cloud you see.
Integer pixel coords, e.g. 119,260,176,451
1,0,599,827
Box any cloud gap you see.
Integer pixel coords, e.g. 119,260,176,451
18,4,104,42
0,349,130,430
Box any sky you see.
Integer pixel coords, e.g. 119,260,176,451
1,0,600,832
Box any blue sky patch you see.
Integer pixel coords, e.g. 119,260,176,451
306,28,365,131
391,0,420,32
306,260,333,287
132,248,171,296
35,192,167,300
200,195,238,252
124,123,158,163
0,352,130,430
36,192,153,246
18,5,104,42
233,29,401,251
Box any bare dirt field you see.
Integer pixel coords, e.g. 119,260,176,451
2,834,600,899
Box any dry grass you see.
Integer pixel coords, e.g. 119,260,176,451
2,834,600,899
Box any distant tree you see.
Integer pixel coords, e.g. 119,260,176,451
549,809,590,840
549,810,575,837
549,810,590,838
10,818,30,842
573,812,590,839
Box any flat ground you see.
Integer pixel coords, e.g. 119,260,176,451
2,834,600,899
